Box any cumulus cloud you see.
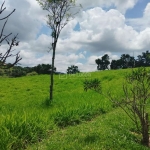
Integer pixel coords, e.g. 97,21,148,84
126,3,150,31
144,3,150,17
0,0,150,72
76,0,138,14
59,6,150,55
0,0,47,42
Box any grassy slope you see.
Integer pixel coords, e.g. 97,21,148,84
0,69,149,150
28,109,146,150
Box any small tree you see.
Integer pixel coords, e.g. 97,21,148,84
120,54,135,69
95,54,110,70
37,0,81,100
0,1,22,69
120,67,150,147
84,67,150,147
67,65,80,74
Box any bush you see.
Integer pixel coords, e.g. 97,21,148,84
26,71,38,76
0,69,4,76
10,69,26,77
84,67,150,147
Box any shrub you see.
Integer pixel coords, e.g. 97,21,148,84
83,67,150,147
10,69,26,77
26,71,38,76
0,69,4,76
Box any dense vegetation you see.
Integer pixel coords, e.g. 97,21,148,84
0,64,57,77
0,68,150,149
96,50,150,70
67,65,80,74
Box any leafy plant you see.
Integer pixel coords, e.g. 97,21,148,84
84,67,150,147
83,78,101,92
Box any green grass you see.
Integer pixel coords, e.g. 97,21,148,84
28,108,148,150
0,69,149,149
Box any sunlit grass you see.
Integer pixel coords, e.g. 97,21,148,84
28,109,149,150
0,68,149,149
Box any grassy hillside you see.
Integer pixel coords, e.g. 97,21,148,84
0,69,149,150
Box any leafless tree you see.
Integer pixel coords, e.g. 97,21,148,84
0,1,21,69
37,0,81,100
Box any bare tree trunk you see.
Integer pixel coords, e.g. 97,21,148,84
50,41,56,100
141,113,150,147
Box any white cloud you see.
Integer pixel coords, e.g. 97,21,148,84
31,34,51,52
76,0,138,14
126,3,150,31
144,3,150,17
1,0,150,72
136,28,150,49
63,7,138,53
79,8,125,31
0,0,47,42
88,56,99,65
18,51,86,72
59,6,150,55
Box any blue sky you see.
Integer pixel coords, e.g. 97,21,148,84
1,0,150,72
125,0,148,18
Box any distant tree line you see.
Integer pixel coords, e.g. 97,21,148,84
0,64,56,77
95,50,150,70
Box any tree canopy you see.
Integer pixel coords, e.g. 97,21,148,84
95,54,110,70
67,65,80,74
96,50,150,71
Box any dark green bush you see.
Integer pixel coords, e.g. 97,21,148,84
10,69,26,77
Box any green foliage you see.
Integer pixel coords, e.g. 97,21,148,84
110,50,150,70
54,105,108,128
54,110,81,127
33,64,56,75
0,69,4,76
10,67,27,77
126,67,150,82
83,78,101,92
1,64,56,78
123,67,150,146
84,67,150,147
26,71,38,76
95,54,110,70
67,65,80,74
